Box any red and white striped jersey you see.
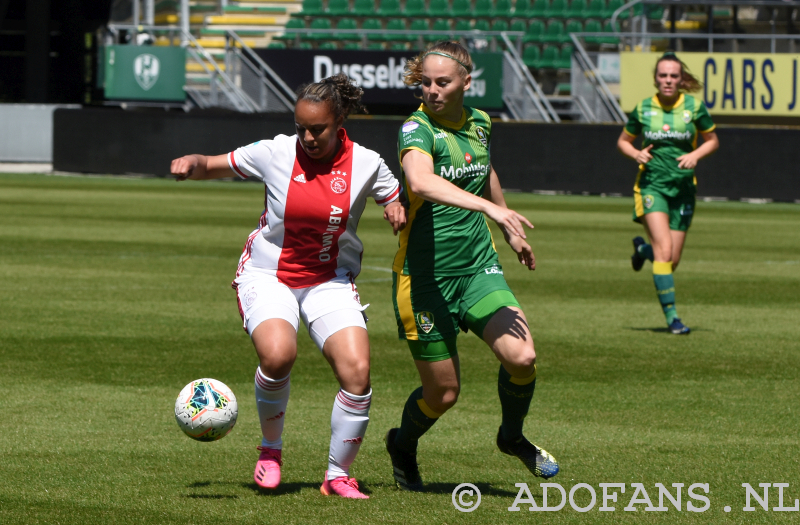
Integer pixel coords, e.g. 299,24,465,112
228,129,400,289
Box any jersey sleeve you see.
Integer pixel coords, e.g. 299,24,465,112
694,100,716,133
624,104,643,137
228,140,274,181
370,158,401,206
398,118,435,160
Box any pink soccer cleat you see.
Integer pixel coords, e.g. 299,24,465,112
254,446,282,489
320,471,369,499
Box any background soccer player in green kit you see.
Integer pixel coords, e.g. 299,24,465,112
384,41,559,491
617,52,719,335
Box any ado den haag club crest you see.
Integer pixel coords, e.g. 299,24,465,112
133,53,160,91
416,311,435,334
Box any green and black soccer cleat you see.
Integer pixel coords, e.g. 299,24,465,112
497,427,559,479
385,428,424,491
631,236,647,271
669,317,691,335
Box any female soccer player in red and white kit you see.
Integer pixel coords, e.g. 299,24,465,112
170,74,405,499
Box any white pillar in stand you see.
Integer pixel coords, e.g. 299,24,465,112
181,0,190,45
145,0,154,26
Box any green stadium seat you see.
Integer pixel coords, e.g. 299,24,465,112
275,18,305,40
541,19,564,43
299,0,324,16
604,0,622,18
567,0,586,19
509,19,527,42
408,18,430,41
362,18,383,40
377,0,402,17
526,0,547,18
491,19,509,32
268,41,287,48
307,18,332,40
598,19,619,44
390,42,408,50
384,18,406,41
452,0,472,18
327,0,350,16
335,17,359,40
296,41,313,49
474,19,491,32
563,19,582,43
556,43,573,68
427,18,452,41
455,19,473,32
646,4,664,20
429,0,451,17
319,41,339,49
494,0,513,17
343,41,361,49
352,0,376,16
522,44,541,67
545,0,567,19
367,42,384,49
404,0,427,17
583,18,602,43
539,44,558,68
615,1,642,20
582,0,605,20
513,0,529,16
523,19,545,42
474,0,493,17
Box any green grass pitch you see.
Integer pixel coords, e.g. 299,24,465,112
1,173,799,524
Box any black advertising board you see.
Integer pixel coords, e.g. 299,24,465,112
254,49,504,110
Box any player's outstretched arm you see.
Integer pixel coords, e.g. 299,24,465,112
170,154,236,181
483,166,536,270
402,150,531,238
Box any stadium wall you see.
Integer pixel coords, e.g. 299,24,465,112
53,107,799,202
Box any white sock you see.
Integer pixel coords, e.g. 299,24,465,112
327,388,371,480
254,367,290,450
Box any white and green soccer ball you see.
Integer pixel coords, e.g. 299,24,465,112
175,378,238,442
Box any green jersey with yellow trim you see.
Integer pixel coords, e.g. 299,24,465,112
624,93,715,197
393,104,497,276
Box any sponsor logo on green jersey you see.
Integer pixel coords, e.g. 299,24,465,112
643,130,692,141
440,161,489,180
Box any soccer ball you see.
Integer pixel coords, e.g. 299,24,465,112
175,378,238,442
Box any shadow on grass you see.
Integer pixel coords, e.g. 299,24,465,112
242,481,321,495
365,481,518,497
185,494,239,499
626,326,712,333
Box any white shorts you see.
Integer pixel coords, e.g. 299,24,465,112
234,271,367,351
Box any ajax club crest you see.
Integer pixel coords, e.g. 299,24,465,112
416,311,435,334
133,53,160,91
331,176,347,194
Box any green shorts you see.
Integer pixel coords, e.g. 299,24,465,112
392,262,521,361
633,189,695,232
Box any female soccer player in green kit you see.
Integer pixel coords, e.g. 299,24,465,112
384,41,559,491
618,52,719,335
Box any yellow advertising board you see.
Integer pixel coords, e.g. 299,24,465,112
621,52,800,116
